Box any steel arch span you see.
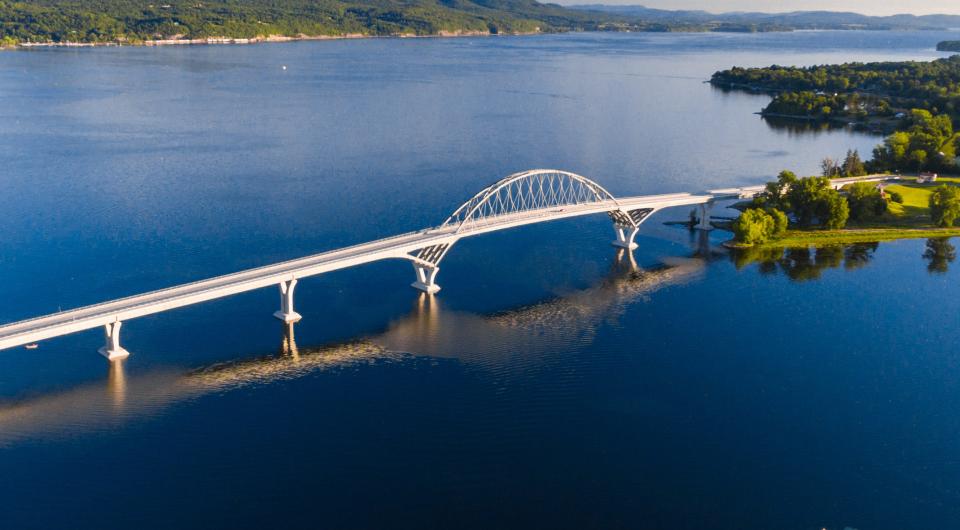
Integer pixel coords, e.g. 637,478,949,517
441,169,620,234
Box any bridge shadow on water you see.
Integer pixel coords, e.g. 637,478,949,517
0,248,706,447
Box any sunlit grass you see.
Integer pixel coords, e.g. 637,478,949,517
883,176,960,221
760,227,960,248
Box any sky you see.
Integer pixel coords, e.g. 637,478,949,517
557,1,960,16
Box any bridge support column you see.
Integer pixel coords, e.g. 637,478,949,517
612,224,640,250
98,320,130,361
411,264,441,294
697,203,713,231
274,279,302,323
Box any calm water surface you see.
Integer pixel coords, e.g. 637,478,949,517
2,31,960,529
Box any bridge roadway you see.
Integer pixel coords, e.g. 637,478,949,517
0,189,712,357
0,170,900,359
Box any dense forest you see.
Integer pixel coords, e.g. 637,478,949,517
711,56,960,118
0,0,640,44
712,58,960,173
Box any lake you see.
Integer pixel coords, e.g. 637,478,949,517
2,30,960,529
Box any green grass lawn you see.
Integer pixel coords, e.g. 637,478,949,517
882,176,960,222
759,227,960,248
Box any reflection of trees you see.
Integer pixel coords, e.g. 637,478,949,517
730,245,782,272
844,242,879,270
731,242,879,281
923,238,957,274
761,115,846,135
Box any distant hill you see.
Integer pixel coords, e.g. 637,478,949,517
0,0,635,45
571,5,960,30
3,0,960,47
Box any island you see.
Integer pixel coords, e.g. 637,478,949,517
711,56,960,134
938,41,960,52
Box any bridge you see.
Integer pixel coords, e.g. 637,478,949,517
0,169,898,361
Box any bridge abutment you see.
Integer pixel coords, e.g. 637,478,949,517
411,264,441,294
98,320,130,361
274,279,302,323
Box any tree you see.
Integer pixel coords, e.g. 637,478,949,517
872,131,911,170
845,182,887,221
732,208,776,245
821,157,840,177
752,170,796,210
842,149,866,177
824,192,850,229
929,185,960,227
785,175,848,229
910,149,928,172
768,208,788,236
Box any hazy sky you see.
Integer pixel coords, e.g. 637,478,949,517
558,1,960,16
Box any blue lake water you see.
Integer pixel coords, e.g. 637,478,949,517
2,30,960,529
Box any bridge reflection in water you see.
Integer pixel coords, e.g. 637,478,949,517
0,251,704,446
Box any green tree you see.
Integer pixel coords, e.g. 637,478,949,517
824,192,850,229
768,208,788,236
753,170,796,210
785,176,848,229
845,182,887,221
732,208,776,245
842,149,866,177
929,185,960,227
910,149,928,172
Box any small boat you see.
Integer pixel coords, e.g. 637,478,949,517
25,343,38,350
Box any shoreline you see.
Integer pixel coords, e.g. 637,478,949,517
6,30,541,49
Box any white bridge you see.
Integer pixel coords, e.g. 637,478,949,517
0,169,897,360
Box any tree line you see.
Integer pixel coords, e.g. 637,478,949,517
0,0,628,44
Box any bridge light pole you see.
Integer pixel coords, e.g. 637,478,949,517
274,279,302,323
98,320,130,361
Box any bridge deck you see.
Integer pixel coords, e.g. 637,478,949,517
0,173,904,353
0,192,713,351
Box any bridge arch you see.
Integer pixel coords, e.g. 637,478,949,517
441,169,620,234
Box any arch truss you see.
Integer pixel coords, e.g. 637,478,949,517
441,170,620,234
408,169,676,292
